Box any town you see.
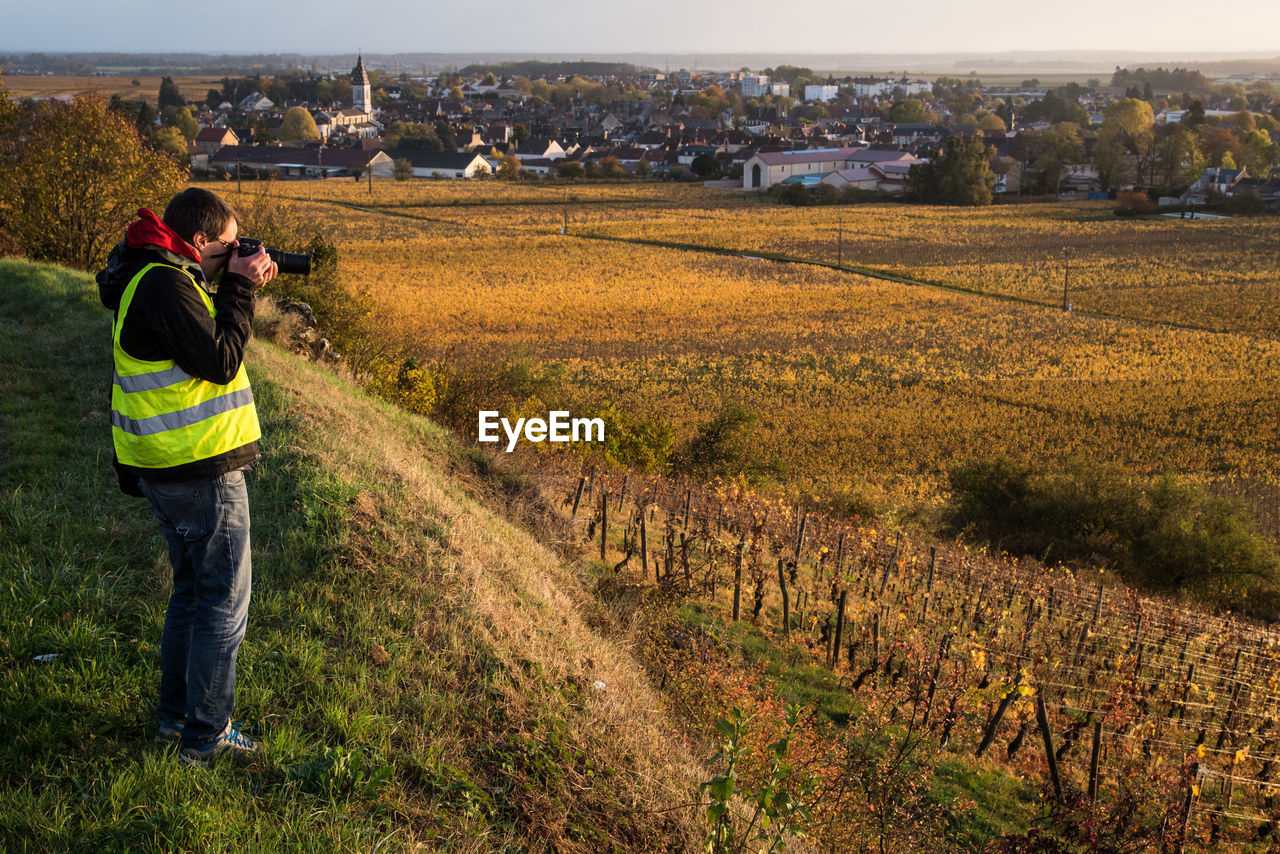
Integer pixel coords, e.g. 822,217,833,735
8,53,1276,207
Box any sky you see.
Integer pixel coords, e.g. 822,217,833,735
4,0,1280,59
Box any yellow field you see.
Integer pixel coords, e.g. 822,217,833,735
224,179,1280,527
3,74,221,105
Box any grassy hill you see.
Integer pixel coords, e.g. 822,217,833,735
0,259,702,852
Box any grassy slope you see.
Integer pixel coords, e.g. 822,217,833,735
0,259,701,852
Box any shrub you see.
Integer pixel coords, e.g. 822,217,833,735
671,402,780,483
1223,192,1267,215
812,183,842,205
1114,190,1157,216
946,456,1279,614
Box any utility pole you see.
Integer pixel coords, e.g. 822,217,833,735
837,217,843,267
1063,246,1071,311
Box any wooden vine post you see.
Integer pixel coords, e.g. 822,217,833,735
830,590,847,668
571,476,586,517
1035,694,1063,803
1088,720,1102,801
640,508,650,581
600,492,608,563
732,540,744,622
778,558,790,637
922,546,936,621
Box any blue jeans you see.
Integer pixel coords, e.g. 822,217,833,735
139,469,252,748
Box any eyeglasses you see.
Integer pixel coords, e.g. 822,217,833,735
209,236,236,249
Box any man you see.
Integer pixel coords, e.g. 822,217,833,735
97,187,277,766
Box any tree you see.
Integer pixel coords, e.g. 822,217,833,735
155,126,189,159
158,76,185,109
1241,129,1280,177
172,107,199,143
1099,97,1156,185
599,156,626,178
890,99,927,123
496,154,521,180
555,160,584,180
1092,132,1129,190
0,96,187,270
691,152,722,179
1033,122,1084,195
1153,123,1205,188
393,157,413,181
977,113,1007,133
278,106,321,142
906,136,995,205
435,121,457,151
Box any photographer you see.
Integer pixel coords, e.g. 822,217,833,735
96,187,276,766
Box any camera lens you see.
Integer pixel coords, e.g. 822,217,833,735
266,249,312,277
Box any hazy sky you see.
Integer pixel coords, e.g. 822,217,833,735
5,0,1280,58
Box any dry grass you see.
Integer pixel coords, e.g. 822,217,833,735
249,337,706,850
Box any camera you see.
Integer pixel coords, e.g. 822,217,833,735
236,237,312,276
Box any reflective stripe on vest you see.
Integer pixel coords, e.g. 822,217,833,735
111,262,261,470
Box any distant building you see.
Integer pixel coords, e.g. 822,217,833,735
741,74,772,98
742,146,920,190
387,150,492,179
805,85,839,103
238,92,273,112
351,55,372,114
194,126,239,155
210,144,394,179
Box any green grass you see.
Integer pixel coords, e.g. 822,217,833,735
0,259,700,852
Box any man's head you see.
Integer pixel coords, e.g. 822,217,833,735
163,188,240,280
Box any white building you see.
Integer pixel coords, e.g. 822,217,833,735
805,85,839,103
743,147,920,190
770,82,790,98
852,78,931,99
741,74,772,97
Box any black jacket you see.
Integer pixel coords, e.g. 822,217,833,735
97,242,261,485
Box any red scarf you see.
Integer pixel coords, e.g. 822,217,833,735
125,208,201,264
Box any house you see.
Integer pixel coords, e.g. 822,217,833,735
238,92,274,112
818,158,925,195
1185,167,1247,204
742,146,922,190
599,113,624,136
386,150,492,179
194,127,238,156
743,147,860,190
514,138,566,161
209,144,395,179
1228,176,1280,207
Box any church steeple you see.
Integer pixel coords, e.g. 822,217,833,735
351,54,371,114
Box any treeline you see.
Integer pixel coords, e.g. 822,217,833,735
456,60,654,79
0,52,315,75
1110,66,1214,94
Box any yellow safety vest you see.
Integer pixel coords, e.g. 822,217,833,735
111,262,261,470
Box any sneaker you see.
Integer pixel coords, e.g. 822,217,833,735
179,722,259,767
156,720,185,745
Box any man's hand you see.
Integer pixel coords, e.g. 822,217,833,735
227,245,279,288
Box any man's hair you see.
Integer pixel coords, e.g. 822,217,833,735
163,188,239,244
